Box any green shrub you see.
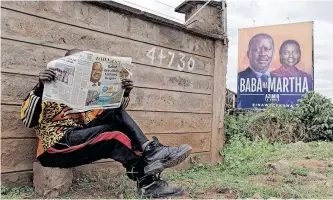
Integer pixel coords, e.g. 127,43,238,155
292,91,333,141
224,92,333,143
224,113,253,143
247,106,305,143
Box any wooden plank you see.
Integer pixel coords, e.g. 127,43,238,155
127,88,211,113
1,39,213,94
1,73,38,105
1,133,210,173
1,73,212,113
128,111,211,134
1,105,212,138
166,151,211,172
146,133,211,153
131,64,212,94
1,1,214,58
1,171,33,188
1,138,38,173
1,105,35,138
1,38,65,75
1,8,214,76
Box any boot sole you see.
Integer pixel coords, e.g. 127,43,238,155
139,188,185,198
144,146,192,175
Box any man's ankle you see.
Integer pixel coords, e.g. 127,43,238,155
141,141,150,151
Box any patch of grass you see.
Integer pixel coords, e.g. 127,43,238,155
1,186,35,199
291,167,309,176
322,166,333,181
166,137,333,199
116,174,137,199
282,175,299,184
280,182,331,199
167,137,284,198
256,140,333,163
68,173,137,199
76,177,92,186
219,136,284,176
167,166,279,198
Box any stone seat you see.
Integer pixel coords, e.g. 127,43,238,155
33,162,73,198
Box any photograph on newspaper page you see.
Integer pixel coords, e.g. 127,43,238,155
237,21,314,109
43,51,132,111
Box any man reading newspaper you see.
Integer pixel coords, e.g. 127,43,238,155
20,49,192,198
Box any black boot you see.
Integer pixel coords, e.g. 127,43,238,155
143,136,192,175
137,174,184,198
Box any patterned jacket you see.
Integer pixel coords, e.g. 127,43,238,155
20,83,130,157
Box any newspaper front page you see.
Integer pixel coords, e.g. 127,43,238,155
43,51,132,111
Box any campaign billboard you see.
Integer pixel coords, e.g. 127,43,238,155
237,22,314,109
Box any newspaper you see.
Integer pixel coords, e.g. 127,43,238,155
43,51,133,111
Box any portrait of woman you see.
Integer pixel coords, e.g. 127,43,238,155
271,40,312,79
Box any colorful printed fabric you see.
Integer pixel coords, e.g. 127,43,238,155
20,86,130,157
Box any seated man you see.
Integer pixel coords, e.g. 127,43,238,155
21,49,192,198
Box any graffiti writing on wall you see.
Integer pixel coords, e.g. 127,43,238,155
146,47,195,72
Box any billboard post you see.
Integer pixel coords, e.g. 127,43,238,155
237,22,314,109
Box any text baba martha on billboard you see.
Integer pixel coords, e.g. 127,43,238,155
237,22,314,109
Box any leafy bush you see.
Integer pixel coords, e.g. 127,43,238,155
224,113,253,143
292,91,333,141
247,106,305,143
224,92,333,143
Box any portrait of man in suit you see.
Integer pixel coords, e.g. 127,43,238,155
237,33,276,108
239,33,275,80
89,62,103,86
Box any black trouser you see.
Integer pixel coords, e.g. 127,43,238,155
38,108,149,181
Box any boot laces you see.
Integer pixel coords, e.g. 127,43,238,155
137,173,168,198
154,173,168,187
155,178,168,188
137,173,168,189
152,136,169,147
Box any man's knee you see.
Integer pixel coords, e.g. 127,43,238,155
103,107,125,115
113,107,129,117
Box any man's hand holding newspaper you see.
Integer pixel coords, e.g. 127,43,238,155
122,78,133,97
39,69,56,84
